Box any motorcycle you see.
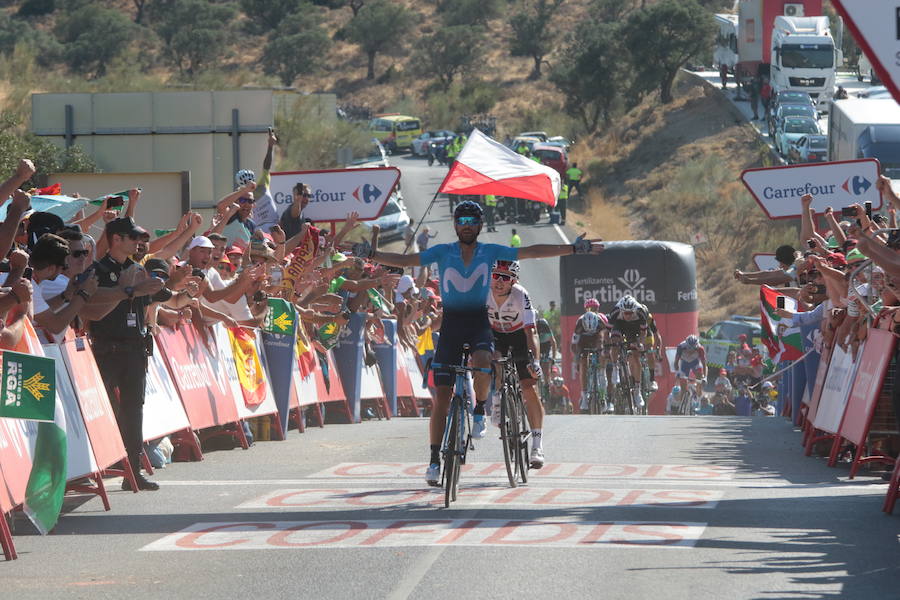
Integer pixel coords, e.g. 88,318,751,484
427,141,448,166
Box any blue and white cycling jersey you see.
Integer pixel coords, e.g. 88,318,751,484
420,242,519,313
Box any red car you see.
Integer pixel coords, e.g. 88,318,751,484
531,143,569,179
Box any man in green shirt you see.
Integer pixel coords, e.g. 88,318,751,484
566,163,583,196
557,182,568,225
484,194,498,232
510,228,521,248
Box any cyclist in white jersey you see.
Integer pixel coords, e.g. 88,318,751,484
487,259,545,468
357,200,605,487
674,335,707,406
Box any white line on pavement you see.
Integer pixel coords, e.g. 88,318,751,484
554,224,569,244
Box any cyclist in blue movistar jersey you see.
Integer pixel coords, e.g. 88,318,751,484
359,200,604,486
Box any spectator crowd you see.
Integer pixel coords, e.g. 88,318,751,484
0,129,444,490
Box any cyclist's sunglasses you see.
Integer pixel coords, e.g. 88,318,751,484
455,216,481,226
71,249,90,258
492,272,514,281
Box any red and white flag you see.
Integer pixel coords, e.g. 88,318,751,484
438,129,560,206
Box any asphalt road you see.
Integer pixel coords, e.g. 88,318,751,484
4,154,900,599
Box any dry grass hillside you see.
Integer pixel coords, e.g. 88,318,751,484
567,73,798,327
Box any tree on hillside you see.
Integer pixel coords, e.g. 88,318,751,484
312,0,364,15
132,0,148,23
437,0,500,27
550,20,630,132
240,0,304,34
344,0,412,80
623,0,715,103
508,0,563,81
412,26,484,92
262,11,331,86
149,0,237,78
54,5,135,77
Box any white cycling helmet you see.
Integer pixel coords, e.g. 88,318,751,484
686,334,700,348
235,169,256,187
617,295,639,312
581,311,601,333
492,259,520,278
761,381,774,390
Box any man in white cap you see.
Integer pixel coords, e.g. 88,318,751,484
184,236,257,321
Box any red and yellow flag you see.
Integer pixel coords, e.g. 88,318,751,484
229,327,266,407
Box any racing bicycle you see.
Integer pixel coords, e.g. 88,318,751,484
606,339,642,415
581,348,606,415
427,345,492,507
496,350,532,487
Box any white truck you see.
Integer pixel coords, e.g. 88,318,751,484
829,98,900,180
770,15,841,108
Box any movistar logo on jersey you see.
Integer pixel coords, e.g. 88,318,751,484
443,264,489,295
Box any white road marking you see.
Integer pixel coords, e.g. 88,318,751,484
554,224,569,244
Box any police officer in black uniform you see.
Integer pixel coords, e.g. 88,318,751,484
87,217,169,491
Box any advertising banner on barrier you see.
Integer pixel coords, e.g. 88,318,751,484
42,345,97,481
332,313,366,422
260,330,295,435
804,345,832,424
291,349,318,408
372,319,397,415
839,329,896,447
269,167,400,222
143,349,191,442
814,343,862,434
212,325,278,421
402,347,431,400
0,351,56,422
59,338,127,471
156,325,239,430
0,416,34,509
741,159,882,219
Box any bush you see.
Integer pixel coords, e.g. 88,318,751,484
54,4,135,77
262,10,331,86
239,0,305,34
17,0,55,17
411,25,484,92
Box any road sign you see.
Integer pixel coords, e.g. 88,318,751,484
269,167,400,223
832,2,900,106
741,159,882,219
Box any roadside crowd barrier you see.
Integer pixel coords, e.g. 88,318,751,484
786,325,900,513
0,316,434,561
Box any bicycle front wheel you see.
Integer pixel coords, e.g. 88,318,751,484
515,394,530,484
444,399,462,507
500,382,518,488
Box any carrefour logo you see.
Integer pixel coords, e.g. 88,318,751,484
842,176,872,196
353,184,382,204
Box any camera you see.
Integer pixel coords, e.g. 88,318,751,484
107,196,124,209
191,268,206,280
841,206,858,218
865,201,872,219
776,296,785,309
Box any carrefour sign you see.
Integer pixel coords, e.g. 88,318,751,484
269,167,401,222
741,159,882,219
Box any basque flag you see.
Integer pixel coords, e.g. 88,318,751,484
438,129,561,206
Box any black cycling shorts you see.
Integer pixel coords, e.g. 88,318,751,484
494,329,534,382
433,311,494,387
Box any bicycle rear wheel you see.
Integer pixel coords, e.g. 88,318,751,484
515,394,530,483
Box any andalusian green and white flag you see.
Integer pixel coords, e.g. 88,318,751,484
0,350,66,534
263,298,296,336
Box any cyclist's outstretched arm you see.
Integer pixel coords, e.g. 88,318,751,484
369,250,421,268
517,234,604,259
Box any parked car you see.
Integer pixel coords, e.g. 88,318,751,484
769,90,815,117
410,130,455,157
775,116,821,156
370,196,411,242
787,134,828,164
768,103,818,138
531,143,569,178
509,136,543,154
546,136,572,150
518,131,549,142
700,316,762,369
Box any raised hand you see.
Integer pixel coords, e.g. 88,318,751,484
15,159,35,182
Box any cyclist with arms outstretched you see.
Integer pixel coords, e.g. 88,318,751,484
486,259,545,468
571,298,609,412
356,200,603,486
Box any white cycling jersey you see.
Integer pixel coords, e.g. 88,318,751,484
487,283,536,333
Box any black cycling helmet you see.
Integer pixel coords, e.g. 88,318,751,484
453,200,483,221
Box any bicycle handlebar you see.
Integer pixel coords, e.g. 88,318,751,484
430,362,493,374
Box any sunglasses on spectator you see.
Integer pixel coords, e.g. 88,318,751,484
238,197,255,204
491,272,514,281
70,249,89,258
455,216,480,226
216,263,235,272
